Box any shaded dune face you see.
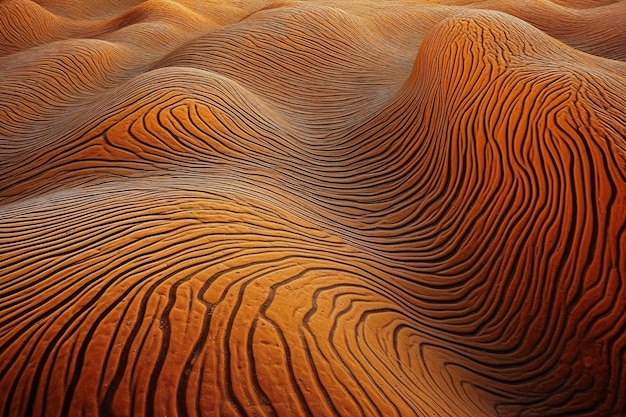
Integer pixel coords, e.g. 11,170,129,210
1,1,625,416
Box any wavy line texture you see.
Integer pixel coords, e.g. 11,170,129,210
1,0,625,416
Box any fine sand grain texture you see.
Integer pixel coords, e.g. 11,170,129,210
1,1,625,416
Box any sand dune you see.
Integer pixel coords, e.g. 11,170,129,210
1,1,625,416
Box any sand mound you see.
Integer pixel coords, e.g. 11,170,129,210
1,1,625,416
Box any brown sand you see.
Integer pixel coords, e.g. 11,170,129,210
1,1,625,416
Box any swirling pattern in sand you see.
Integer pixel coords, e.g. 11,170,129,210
1,1,625,416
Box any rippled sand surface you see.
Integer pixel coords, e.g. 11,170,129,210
1,1,626,416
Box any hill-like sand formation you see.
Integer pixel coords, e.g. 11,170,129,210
1,1,625,416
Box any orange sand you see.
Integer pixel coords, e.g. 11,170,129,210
1,1,625,416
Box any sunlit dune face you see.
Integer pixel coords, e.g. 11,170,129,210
1,1,625,416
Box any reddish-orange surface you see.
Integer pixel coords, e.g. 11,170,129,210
1,1,626,416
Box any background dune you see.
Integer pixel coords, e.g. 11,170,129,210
1,1,625,416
